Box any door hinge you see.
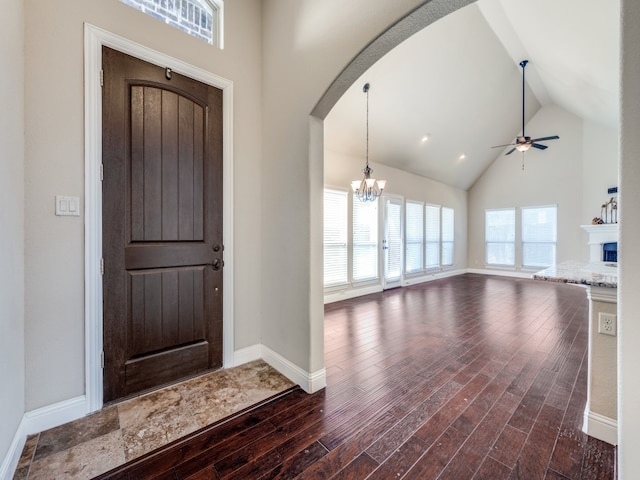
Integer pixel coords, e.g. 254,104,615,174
100,163,104,181
100,258,104,275
100,69,104,87
100,351,105,369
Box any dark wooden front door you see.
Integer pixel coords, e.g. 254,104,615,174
102,46,223,403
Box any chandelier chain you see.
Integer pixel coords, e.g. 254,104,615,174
365,83,369,169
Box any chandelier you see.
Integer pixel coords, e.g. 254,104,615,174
351,83,386,202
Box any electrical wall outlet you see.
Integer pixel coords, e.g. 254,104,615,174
598,312,617,336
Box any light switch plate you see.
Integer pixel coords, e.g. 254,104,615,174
55,196,80,217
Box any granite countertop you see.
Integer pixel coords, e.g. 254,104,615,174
533,261,618,288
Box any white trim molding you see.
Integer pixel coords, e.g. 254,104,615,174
84,23,234,413
0,422,25,480
233,344,327,394
584,410,618,445
466,268,534,279
233,344,262,366
22,396,88,436
587,285,618,304
261,346,327,393
0,396,88,478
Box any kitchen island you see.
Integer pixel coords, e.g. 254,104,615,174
534,261,618,445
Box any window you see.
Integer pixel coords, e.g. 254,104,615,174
405,201,424,274
485,209,516,267
441,207,454,267
121,0,224,47
522,205,557,268
353,197,379,282
425,205,440,270
384,199,403,283
323,189,348,287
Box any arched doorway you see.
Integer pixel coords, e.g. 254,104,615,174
308,0,476,385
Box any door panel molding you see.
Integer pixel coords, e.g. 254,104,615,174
84,23,234,412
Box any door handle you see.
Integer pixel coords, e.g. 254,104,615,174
210,258,224,270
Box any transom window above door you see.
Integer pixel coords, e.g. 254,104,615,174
121,0,224,48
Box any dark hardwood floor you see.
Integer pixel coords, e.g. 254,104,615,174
95,274,616,479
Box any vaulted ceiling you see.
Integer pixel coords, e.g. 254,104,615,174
324,0,620,191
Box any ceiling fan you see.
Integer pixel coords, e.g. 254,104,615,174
492,60,559,157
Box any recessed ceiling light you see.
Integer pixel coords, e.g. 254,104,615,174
459,153,466,160
421,134,430,143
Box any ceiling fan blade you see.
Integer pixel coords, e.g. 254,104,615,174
531,143,548,150
491,143,516,148
530,135,559,142
505,147,517,155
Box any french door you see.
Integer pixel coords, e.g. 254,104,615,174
382,195,403,289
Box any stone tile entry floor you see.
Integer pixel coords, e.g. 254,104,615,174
13,360,295,479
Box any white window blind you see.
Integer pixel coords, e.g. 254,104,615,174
323,189,348,287
353,197,379,282
441,207,454,266
405,201,424,274
384,200,403,283
485,209,516,266
425,205,440,270
522,205,557,268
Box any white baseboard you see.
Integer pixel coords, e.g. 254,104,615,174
261,345,326,393
403,268,467,287
583,410,618,445
324,284,382,304
0,418,26,480
233,344,262,366
324,268,471,304
234,343,326,394
1,396,88,479
466,268,535,279
23,396,88,436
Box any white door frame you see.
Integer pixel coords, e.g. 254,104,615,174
381,194,404,290
84,24,234,412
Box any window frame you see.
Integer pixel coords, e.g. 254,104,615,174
120,0,224,48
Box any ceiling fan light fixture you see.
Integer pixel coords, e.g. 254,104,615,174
490,60,559,159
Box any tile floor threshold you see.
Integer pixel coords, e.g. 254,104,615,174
13,360,295,479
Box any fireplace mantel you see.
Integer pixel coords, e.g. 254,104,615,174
581,224,619,262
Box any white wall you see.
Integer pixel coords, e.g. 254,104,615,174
582,121,619,225
0,0,25,466
619,0,640,476
467,104,617,270
23,0,264,410
582,121,619,258
324,150,468,297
